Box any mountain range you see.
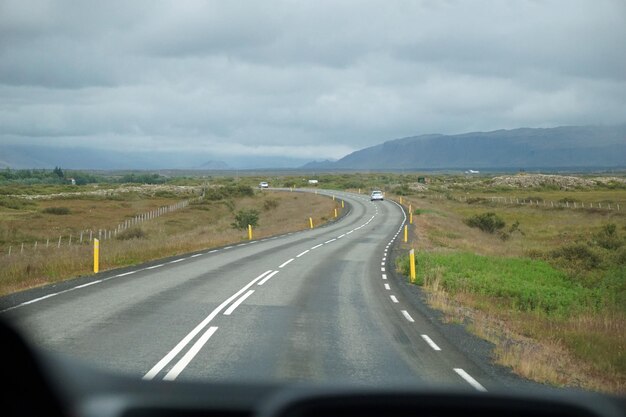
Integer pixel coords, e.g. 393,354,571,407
302,125,626,170
1,125,624,170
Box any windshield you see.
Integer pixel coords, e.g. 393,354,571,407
0,0,624,395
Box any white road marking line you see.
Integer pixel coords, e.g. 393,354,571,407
381,262,385,265
346,230,353,234
382,274,387,280
20,293,58,306
381,267,385,272
311,243,323,250
324,238,336,243
163,326,218,381
169,259,184,264
236,243,247,247
257,270,279,285
190,254,202,258
453,368,487,392
143,270,270,380
402,310,415,322
279,258,294,268
208,250,218,253
224,246,233,249
296,250,310,257
382,257,386,261
223,290,255,315
390,295,399,303
146,264,165,270
421,334,442,351
384,283,390,290
116,271,136,277
337,234,345,239
74,280,102,289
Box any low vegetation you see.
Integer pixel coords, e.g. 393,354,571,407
0,184,339,296
393,180,626,393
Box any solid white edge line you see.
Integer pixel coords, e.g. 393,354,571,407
390,295,399,303
20,293,58,306
402,310,415,322
296,250,310,258
143,270,271,380
279,258,294,268
163,326,219,381
421,334,442,351
223,290,255,315
257,270,279,286
453,368,487,392
116,271,136,277
74,280,102,289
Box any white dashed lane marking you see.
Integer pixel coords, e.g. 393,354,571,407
390,295,399,303
421,334,442,351
454,368,487,392
401,310,415,322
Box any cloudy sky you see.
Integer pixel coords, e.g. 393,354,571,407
1,0,625,167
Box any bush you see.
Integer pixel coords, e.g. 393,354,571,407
42,207,70,215
116,227,146,240
392,184,412,196
594,223,622,250
263,199,279,211
205,184,254,201
231,209,259,230
465,212,506,234
550,243,601,270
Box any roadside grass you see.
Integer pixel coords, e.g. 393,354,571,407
0,190,338,296
393,190,626,393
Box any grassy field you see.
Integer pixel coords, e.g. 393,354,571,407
394,183,626,393
0,186,338,295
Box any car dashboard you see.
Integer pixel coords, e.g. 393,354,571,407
2,318,624,417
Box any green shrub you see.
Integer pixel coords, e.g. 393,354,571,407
205,184,254,201
231,209,259,230
465,212,506,234
550,243,601,270
594,223,622,250
263,199,279,211
42,206,70,215
116,227,146,240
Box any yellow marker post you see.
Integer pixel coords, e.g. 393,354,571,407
333,195,335,201
334,208,338,218
358,188,361,194
248,224,253,240
409,249,416,283
409,204,412,213
309,217,314,229
410,211,413,224
400,196,403,204
341,200,344,208
93,238,100,273
404,225,408,242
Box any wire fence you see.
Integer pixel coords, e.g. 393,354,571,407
430,193,622,211
3,198,195,257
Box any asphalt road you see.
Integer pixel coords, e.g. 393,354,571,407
1,189,529,391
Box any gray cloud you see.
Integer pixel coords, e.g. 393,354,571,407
1,0,625,166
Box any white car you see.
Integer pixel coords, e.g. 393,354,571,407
370,190,384,201
259,181,269,188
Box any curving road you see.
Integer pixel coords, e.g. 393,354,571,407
1,189,523,391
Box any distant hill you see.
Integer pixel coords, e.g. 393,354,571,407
197,160,231,170
303,125,626,170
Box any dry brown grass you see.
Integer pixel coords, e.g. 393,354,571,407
0,191,338,296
